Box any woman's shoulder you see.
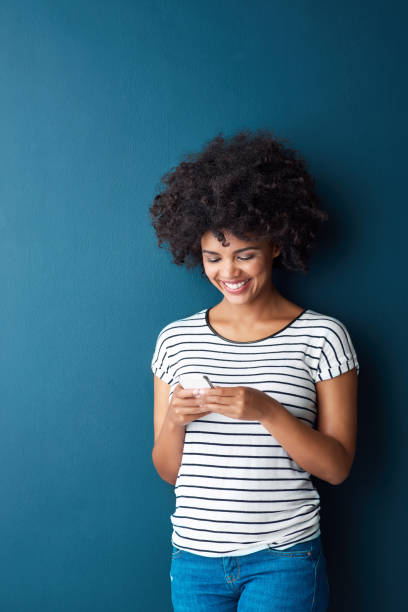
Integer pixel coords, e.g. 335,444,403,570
304,309,359,379
303,309,358,361
304,308,355,333
153,308,207,338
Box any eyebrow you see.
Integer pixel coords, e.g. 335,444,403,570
202,246,260,255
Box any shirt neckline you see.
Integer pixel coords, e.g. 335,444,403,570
204,307,309,344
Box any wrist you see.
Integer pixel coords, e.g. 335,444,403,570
166,412,186,432
259,395,283,426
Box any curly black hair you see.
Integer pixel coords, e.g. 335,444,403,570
149,128,328,276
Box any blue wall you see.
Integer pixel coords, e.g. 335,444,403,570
0,0,406,609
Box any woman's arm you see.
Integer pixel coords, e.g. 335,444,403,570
259,368,358,485
151,375,185,485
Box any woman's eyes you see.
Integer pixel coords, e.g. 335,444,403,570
206,255,254,263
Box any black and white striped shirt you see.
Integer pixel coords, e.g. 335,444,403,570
151,307,359,557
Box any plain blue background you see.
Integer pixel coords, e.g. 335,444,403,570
0,0,406,610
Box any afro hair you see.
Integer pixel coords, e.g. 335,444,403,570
149,128,328,276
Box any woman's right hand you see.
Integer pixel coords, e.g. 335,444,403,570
167,383,212,427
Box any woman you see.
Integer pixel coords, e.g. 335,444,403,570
149,129,359,611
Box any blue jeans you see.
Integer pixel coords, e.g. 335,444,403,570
170,536,329,611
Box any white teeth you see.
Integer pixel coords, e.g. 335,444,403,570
224,279,249,289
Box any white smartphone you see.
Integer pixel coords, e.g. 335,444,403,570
179,373,214,389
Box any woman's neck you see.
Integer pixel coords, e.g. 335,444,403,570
215,291,302,325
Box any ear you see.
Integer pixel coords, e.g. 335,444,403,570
270,243,281,258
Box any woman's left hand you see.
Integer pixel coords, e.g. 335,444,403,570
193,385,281,423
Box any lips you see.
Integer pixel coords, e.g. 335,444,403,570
220,278,252,293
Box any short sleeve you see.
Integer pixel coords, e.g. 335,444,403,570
313,319,360,383
150,328,174,384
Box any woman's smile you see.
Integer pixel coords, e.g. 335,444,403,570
219,278,252,293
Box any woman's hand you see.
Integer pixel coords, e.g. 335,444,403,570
167,383,212,428
193,385,281,422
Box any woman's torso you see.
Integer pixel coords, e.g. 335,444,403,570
164,306,323,557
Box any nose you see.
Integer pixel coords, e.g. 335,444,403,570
220,260,241,279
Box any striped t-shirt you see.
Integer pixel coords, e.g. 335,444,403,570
151,307,359,557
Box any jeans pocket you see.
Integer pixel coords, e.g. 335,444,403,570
266,537,318,559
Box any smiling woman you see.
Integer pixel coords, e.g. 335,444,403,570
201,231,280,305
149,128,359,612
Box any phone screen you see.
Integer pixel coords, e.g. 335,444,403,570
179,374,212,389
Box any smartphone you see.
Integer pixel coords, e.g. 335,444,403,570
179,374,214,389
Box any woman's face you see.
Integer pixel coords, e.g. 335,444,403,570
200,229,281,302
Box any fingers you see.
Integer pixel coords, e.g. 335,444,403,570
177,386,235,398
176,386,203,398
176,386,215,397
177,405,209,414
171,389,206,412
